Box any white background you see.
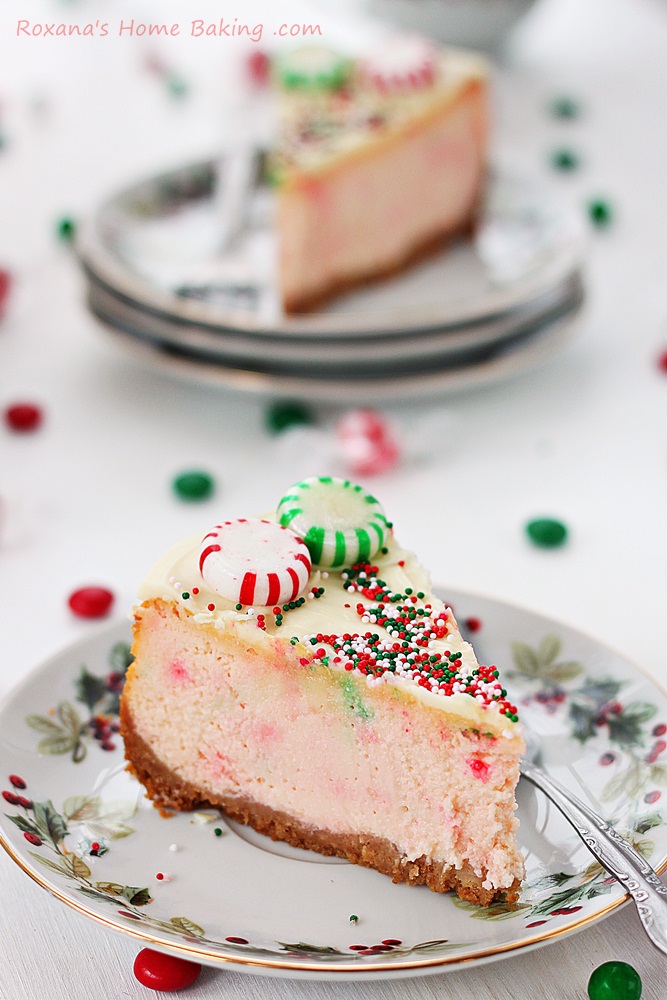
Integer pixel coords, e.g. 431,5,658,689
1,0,667,996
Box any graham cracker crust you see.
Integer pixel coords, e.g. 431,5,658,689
120,700,520,907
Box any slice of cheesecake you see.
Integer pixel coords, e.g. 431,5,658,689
270,39,489,313
120,478,524,905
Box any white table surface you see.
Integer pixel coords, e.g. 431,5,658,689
2,0,667,996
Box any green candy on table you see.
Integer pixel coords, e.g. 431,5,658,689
588,198,613,228
550,147,580,171
525,517,568,548
172,470,215,501
56,216,76,241
549,95,581,119
265,400,314,434
588,961,642,1000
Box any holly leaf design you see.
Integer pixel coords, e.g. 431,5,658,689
511,635,583,685
32,800,68,845
75,668,107,712
411,939,456,951
607,712,648,750
63,795,102,822
511,641,540,678
62,852,92,880
28,851,69,877
6,813,42,837
57,701,83,736
37,733,81,757
25,714,63,735
63,796,137,839
634,811,664,834
538,634,561,666
109,641,133,675
542,661,584,683
569,702,597,743
122,886,153,907
94,881,126,896
577,678,622,706
278,942,345,956
170,917,205,938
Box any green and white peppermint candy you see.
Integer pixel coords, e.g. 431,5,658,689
277,477,389,567
277,47,351,91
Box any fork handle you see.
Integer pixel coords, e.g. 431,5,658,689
521,759,667,957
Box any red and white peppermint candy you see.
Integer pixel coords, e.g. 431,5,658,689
199,519,311,607
336,408,401,477
361,36,437,93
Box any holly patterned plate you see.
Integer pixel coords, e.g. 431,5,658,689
1,590,666,981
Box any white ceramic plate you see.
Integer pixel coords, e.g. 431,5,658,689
2,590,666,980
78,159,585,341
95,304,582,403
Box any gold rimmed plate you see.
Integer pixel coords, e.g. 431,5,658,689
1,590,666,980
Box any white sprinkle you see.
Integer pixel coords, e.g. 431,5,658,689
169,843,179,852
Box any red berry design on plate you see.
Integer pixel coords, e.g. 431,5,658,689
4,402,43,432
599,752,616,766
644,790,661,804
23,832,42,846
68,586,114,619
2,790,20,805
652,723,667,736
133,949,202,992
9,774,26,789
15,796,32,809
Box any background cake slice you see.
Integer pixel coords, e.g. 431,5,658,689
120,478,524,905
270,38,489,313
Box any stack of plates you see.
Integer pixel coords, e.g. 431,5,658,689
79,155,586,402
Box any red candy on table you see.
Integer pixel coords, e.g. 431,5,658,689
133,949,202,992
5,402,43,432
0,269,11,315
246,49,270,87
68,586,114,619
336,408,400,476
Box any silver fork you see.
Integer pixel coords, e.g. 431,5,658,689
521,729,667,956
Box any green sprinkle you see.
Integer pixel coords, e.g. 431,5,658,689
525,517,568,548
236,604,243,611
214,827,223,837
181,592,190,600
172,470,215,501
265,400,313,434
349,914,359,924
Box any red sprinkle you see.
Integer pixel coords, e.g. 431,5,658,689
657,348,667,373
68,586,114,619
5,402,43,432
133,949,202,992
465,617,482,633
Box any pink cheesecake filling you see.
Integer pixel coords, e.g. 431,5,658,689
129,600,522,892
277,82,487,311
